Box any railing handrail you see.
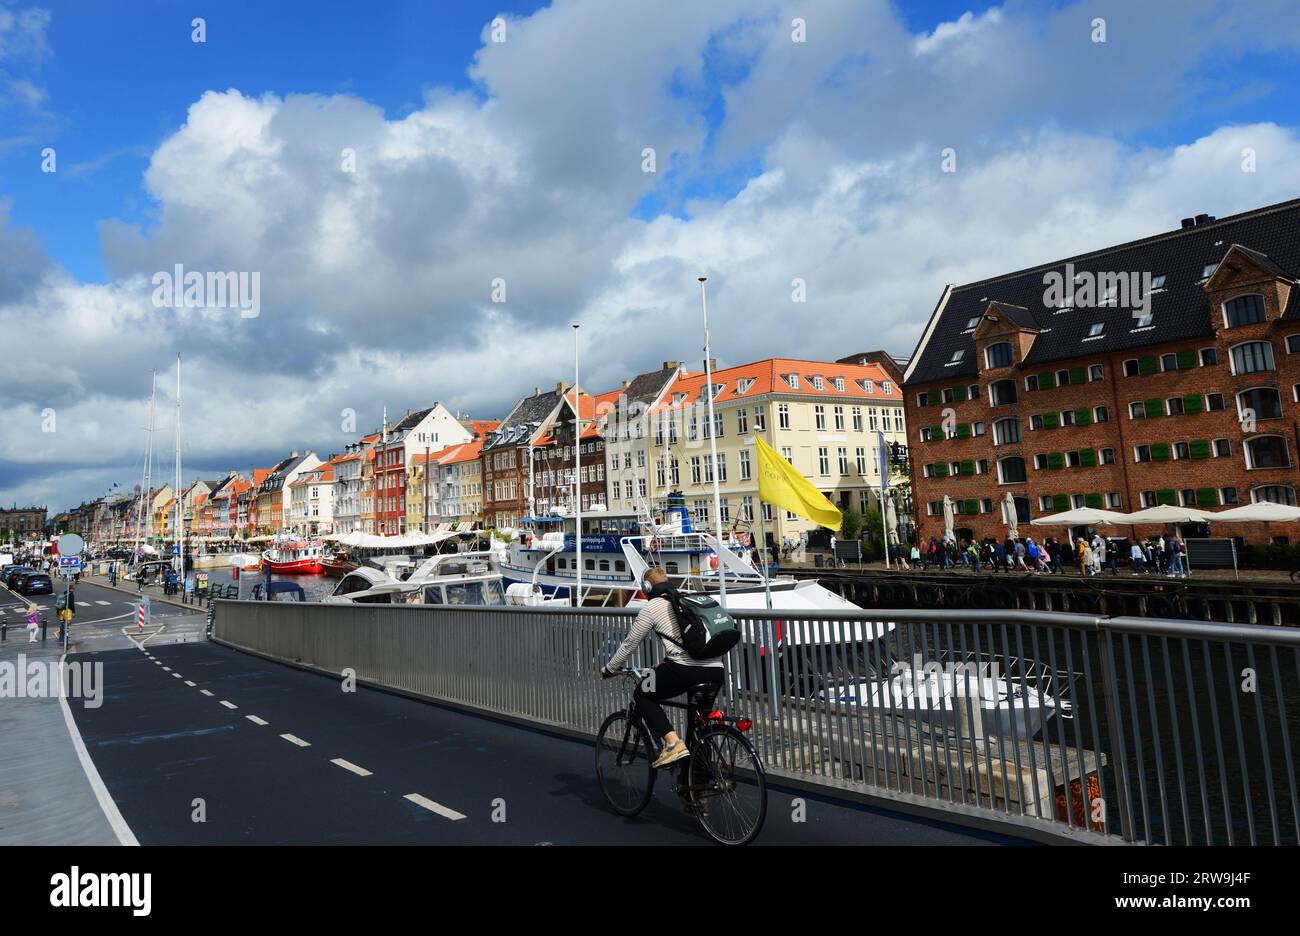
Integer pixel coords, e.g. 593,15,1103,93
217,598,1300,647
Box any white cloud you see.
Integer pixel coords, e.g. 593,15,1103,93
2,0,1300,511
914,8,1004,56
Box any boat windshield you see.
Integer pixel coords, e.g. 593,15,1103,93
423,580,505,606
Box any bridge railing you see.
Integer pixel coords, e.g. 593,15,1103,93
212,601,1300,846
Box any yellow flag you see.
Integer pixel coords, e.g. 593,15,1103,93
754,436,843,532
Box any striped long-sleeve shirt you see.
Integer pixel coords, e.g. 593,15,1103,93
606,596,723,671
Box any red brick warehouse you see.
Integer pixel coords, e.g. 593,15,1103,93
903,197,1300,547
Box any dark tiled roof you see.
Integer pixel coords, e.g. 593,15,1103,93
392,407,434,434
906,198,1300,385
620,367,679,407
484,387,568,450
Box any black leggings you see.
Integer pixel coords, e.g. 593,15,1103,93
634,659,724,740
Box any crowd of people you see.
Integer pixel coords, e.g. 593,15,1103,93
900,532,1193,577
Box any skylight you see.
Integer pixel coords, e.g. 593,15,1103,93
948,349,965,363
1150,274,1166,289
1202,263,1218,279
1088,323,1104,337
965,317,981,329
1134,311,1154,328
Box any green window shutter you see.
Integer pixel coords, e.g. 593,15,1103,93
1052,493,1069,512
1197,487,1218,508
961,459,975,476
1080,448,1098,468
933,462,948,477
1151,443,1171,462
1048,452,1065,470
1139,356,1158,376
1075,407,1092,426
956,423,971,439
1183,393,1204,415
1144,398,1163,419
1176,349,1197,370
964,498,979,515
1043,412,1060,429
1157,488,1176,506
925,390,940,406
1039,371,1055,389
1085,492,1103,509
1189,439,1211,460
1070,367,1087,386
931,424,944,441
953,385,967,403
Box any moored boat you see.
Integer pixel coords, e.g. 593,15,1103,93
262,539,326,574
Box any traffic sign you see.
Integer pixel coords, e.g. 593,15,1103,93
172,545,181,555
57,556,84,576
57,533,85,557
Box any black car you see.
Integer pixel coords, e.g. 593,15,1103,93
2,565,35,588
15,572,53,596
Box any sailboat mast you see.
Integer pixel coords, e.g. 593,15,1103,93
175,356,183,575
699,276,726,606
133,372,156,562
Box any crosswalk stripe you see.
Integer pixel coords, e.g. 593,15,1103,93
219,700,238,709
245,715,268,726
200,689,213,697
280,733,311,747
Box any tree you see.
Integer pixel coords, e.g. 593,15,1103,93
840,505,864,541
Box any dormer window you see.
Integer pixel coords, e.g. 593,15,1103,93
672,393,687,404
985,342,1013,369
812,376,824,390
736,378,754,394
833,377,845,391
864,380,875,394
787,374,800,389
1224,294,1267,328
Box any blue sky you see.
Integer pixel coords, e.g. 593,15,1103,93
2,0,1300,513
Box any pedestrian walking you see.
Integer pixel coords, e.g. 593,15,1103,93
26,604,39,643
1130,541,1144,574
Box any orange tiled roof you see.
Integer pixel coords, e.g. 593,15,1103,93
648,357,899,414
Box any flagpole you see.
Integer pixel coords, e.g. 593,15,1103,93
573,323,582,607
878,431,890,569
699,276,726,607
756,478,773,610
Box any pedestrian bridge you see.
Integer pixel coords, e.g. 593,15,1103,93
210,598,1300,846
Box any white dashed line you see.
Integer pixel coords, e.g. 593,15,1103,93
245,715,268,726
95,600,111,606
280,734,311,747
403,793,466,821
161,667,171,672
184,680,195,687
200,689,214,697
219,700,238,710
171,673,182,679
330,758,372,777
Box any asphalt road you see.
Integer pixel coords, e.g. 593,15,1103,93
68,638,1029,845
0,578,208,650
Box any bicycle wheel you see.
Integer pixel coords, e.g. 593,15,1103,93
688,725,767,845
595,711,656,817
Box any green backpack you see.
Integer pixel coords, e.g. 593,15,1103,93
663,592,740,659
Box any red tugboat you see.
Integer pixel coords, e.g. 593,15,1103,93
261,539,326,574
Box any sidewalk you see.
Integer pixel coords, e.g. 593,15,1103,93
0,584,129,845
82,573,209,612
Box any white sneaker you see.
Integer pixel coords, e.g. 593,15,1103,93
652,741,690,770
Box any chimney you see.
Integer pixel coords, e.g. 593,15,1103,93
663,360,679,370
622,380,631,390
1195,214,1212,226
291,450,299,458
1180,217,1195,229
706,358,717,372
556,381,566,394
534,387,541,397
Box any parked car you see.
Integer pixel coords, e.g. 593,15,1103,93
2,565,35,587
15,572,54,596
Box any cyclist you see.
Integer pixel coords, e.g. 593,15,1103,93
600,567,724,771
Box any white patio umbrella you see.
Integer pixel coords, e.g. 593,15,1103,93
1209,501,1300,523
885,497,899,544
942,495,955,542
1002,491,1019,539
1117,504,1216,524
1030,507,1127,527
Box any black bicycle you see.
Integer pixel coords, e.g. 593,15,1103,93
595,668,767,846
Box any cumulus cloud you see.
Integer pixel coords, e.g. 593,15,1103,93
2,0,1300,512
